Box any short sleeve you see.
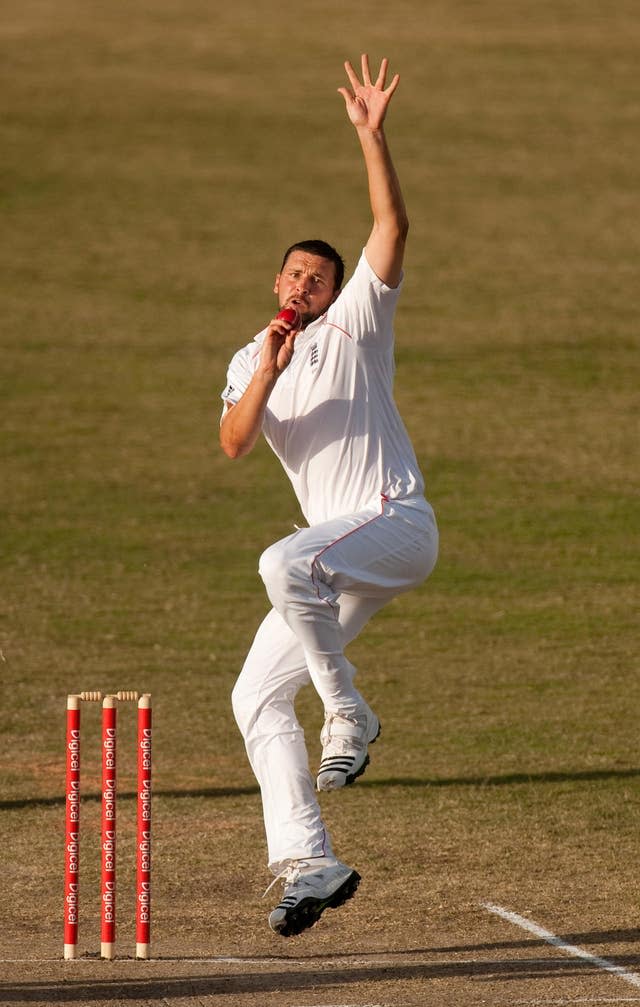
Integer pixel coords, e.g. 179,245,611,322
220,334,266,408
325,250,402,349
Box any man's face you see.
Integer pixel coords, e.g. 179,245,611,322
274,251,339,326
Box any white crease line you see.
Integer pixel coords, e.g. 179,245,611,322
0,957,304,965
483,903,640,990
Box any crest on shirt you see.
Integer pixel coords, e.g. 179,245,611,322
309,344,319,371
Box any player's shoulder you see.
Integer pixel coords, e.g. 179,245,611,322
337,249,402,304
230,329,267,367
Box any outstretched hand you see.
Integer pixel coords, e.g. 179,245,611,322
338,54,400,131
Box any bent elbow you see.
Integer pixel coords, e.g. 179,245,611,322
220,437,243,460
220,430,253,459
395,213,409,245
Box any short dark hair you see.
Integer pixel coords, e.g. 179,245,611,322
280,239,345,292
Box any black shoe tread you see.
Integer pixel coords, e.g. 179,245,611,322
273,870,361,937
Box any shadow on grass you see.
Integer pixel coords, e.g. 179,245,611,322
3,767,639,811
2,951,637,1003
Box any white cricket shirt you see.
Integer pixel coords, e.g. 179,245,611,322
221,250,425,526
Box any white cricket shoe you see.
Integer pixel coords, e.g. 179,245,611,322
316,705,381,792
267,859,360,937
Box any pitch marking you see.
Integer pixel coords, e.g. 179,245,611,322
483,903,640,990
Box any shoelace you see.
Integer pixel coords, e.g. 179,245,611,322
262,860,304,899
322,712,365,748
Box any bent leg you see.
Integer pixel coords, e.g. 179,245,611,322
258,502,438,716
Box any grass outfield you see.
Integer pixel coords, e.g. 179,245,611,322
1,0,639,1002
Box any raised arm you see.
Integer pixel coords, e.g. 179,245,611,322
338,54,408,288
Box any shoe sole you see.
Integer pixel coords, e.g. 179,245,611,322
270,869,361,937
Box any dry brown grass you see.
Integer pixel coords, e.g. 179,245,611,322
1,1,639,1003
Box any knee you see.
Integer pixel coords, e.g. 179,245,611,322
258,539,297,598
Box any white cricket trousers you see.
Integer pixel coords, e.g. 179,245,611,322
231,496,438,872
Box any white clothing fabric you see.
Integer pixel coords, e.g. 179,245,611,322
222,251,425,526
231,498,438,870
223,249,438,872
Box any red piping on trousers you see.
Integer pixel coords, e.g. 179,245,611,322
309,495,389,605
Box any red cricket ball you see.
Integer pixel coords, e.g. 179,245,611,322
276,306,300,327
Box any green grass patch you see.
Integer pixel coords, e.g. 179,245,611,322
1,0,639,970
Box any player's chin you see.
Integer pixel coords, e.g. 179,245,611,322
299,307,323,327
